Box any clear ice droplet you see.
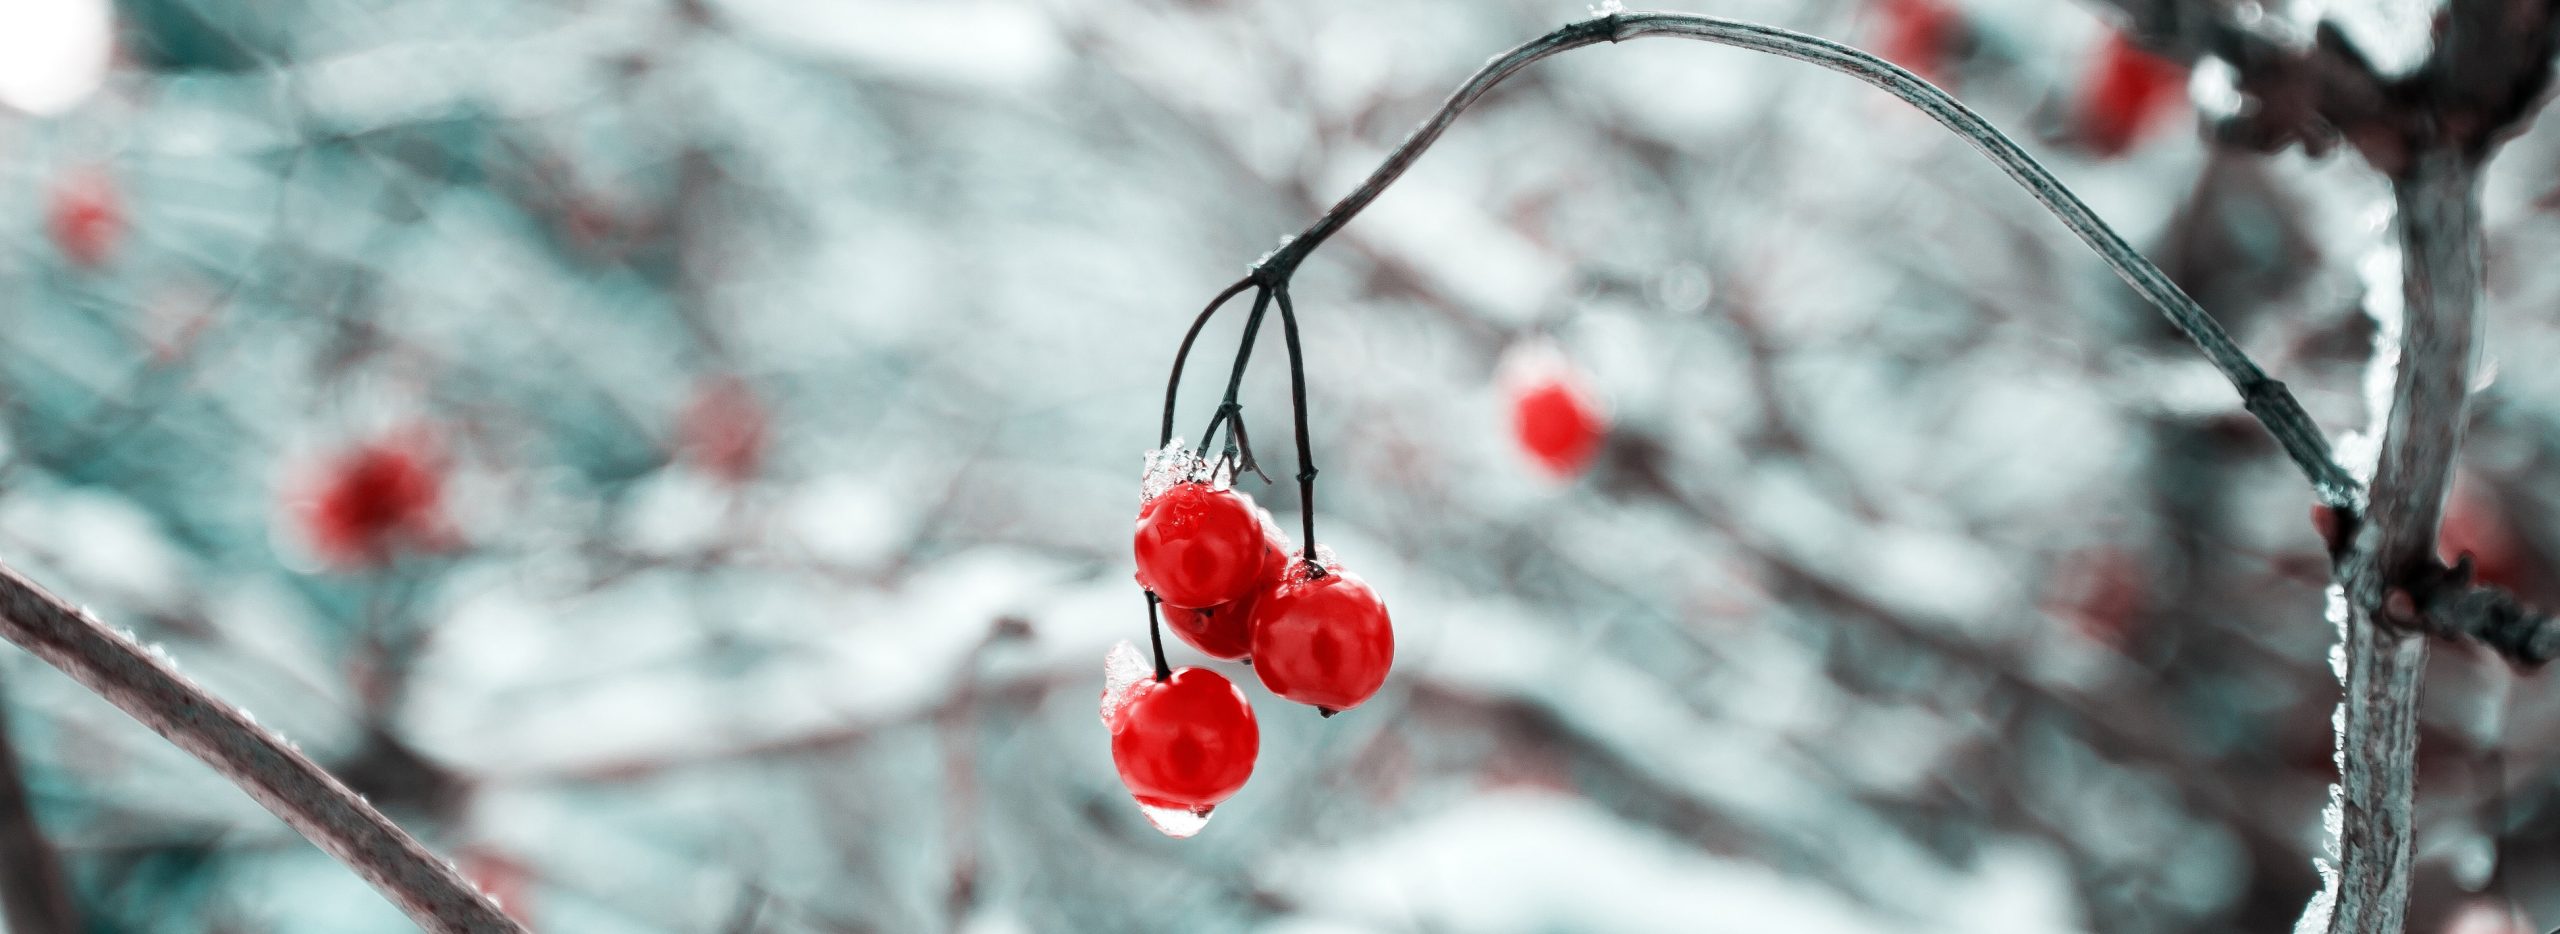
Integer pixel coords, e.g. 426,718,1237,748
1135,799,1212,838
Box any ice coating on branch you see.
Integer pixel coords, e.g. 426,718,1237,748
1099,640,1153,729
1140,440,1226,503
2295,582,2350,934
1587,0,1625,16
1251,235,1296,271
1134,799,1212,838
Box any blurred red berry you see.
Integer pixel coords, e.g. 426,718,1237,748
1134,481,1267,608
1505,349,1607,479
1876,0,1962,85
1250,561,1394,714
47,167,123,267
1107,666,1259,813
677,374,768,482
301,438,446,568
2440,477,2526,591
2046,547,2146,645
2078,32,2187,157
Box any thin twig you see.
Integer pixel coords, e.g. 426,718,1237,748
1161,277,1256,449
2424,580,2560,666
1245,10,2357,507
0,562,521,933
0,674,78,934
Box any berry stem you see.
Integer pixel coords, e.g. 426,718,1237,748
1272,285,1320,571
1160,277,1256,448
1145,591,1171,682
1196,287,1274,460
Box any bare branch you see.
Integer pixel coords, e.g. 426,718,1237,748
1252,11,2359,508
0,563,522,933
2322,149,2484,934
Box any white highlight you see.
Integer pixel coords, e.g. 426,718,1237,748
0,0,112,116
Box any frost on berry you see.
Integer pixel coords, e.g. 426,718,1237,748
1133,799,1212,838
1140,440,1227,503
1098,639,1153,730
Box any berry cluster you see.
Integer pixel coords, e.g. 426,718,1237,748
1103,277,1613,836
1102,445,1394,837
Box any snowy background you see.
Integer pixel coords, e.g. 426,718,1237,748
2,0,2559,931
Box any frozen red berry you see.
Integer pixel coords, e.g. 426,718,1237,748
1106,665,1259,818
1161,518,1290,661
1162,601,1253,661
47,167,122,268
299,437,447,567
2078,32,2186,157
1135,481,1267,608
1250,561,1394,714
677,373,768,483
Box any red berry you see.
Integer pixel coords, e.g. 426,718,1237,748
301,438,446,567
1162,520,1291,661
47,167,122,268
1107,667,1259,813
1134,481,1267,608
1511,371,1606,479
1162,601,1252,661
677,373,768,483
1250,562,1394,713
2078,31,2186,157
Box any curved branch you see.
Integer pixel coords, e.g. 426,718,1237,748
0,563,522,933
1252,11,2360,508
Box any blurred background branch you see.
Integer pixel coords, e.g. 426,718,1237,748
0,672,79,934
